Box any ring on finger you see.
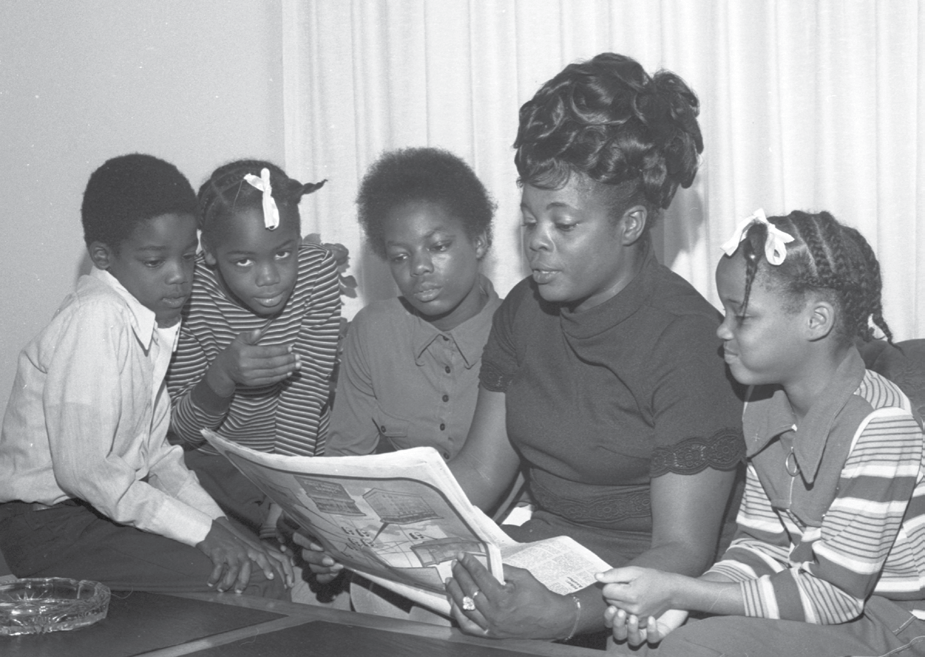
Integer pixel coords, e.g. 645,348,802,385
462,595,476,611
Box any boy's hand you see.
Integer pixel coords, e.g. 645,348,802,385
197,518,295,593
207,327,300,397
221,517,295,587
291,531,344,584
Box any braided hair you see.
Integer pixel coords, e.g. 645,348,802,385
514,52,703,228
739,211,892,345
197,159,325,244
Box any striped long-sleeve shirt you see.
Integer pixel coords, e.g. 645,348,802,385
707,351,925,624
167,243,342,456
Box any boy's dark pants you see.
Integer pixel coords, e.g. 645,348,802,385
0,500,286,599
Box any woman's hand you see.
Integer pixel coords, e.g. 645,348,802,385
291,531,344,584
605,606,689,648
445,552,576,640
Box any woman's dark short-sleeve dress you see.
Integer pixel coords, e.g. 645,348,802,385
480,248,744,566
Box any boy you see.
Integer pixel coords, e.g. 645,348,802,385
0,154,292,596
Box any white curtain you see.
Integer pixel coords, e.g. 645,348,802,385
282,0,923,341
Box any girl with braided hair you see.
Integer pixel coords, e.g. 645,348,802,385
167,159,343,537
436,53,745,644
599,210,925,656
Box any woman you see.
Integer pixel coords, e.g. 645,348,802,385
443,52,745,643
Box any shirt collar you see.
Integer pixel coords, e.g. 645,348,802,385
411,275,501,368
559,242,656,338
743,349,867,484
156,322,182,353
90,267,159,351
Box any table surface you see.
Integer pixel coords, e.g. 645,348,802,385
3,590,604,656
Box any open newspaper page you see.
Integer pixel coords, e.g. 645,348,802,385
467,507,612,596
203,431,503,614
203,430,612,615
498,536,611,595
358,508,612,613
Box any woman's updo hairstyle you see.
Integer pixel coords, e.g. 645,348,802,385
739,210,892,345
197,159,326,244
514,52,702,226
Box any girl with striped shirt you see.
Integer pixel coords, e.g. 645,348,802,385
167,160,342,536
598,210,925,656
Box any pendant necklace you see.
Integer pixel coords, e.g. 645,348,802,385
785,444,800,477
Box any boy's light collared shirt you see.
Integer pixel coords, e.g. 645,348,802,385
0,267,223,547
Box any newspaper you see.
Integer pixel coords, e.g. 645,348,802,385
203,430,611,615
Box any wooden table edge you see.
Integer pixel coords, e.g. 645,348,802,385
134,591,603,656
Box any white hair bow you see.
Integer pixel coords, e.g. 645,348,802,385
243,167,280,230
721,208,794,265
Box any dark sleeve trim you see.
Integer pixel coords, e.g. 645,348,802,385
479,360,512,392
650,427,745,477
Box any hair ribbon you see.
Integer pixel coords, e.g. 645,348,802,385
721,208,794,265
243,167,280,230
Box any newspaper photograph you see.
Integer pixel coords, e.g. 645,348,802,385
203,430,611,614
202,430,504,600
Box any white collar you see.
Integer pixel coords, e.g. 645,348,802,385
90,267,160,350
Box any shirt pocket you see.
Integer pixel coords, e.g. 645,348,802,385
372,412,410,454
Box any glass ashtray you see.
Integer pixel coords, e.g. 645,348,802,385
0,577,110,636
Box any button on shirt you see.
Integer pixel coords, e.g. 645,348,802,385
326,276,501,460
0,268,223,547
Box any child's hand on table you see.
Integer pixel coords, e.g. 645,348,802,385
197,517,295,593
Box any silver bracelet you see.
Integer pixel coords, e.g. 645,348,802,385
562,594,582,642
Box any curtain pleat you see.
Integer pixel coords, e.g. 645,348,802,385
284,0,922,340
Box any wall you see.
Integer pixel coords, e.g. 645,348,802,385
0,1,286,420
